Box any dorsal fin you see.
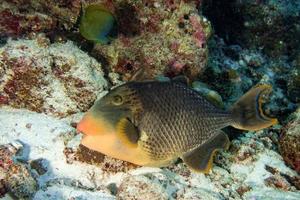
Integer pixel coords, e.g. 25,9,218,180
129,67,153,82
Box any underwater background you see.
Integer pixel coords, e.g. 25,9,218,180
0,0,299,199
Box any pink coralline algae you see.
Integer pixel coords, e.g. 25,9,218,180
0,0,81,37
189,15,206,48
0,37,107,117
0,8,55,37
93,0,212,80
279,109,300,174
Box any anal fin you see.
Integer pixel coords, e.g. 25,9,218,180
116,117,140,148
182,130,230,174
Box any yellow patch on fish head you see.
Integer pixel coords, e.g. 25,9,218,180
77,85,134,136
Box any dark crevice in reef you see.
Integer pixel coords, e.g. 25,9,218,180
202,0,300,58
202,0,244,45
0,35,8,47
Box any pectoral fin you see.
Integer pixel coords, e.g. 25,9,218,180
182,130,230,174
116,117,140,148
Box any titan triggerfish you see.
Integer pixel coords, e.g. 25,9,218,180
77,80,277,173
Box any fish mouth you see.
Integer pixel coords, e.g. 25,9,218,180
77,111,115,136
76,111,115,137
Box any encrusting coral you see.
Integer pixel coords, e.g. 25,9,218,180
0,35,107,117
279,109,300,174
92,0,212,80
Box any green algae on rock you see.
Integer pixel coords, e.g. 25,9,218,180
80,4,118,44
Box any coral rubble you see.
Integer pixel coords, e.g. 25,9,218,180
0,36,107,117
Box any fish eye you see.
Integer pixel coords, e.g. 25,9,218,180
112,95,123,105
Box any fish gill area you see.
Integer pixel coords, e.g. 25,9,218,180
0,0,299,199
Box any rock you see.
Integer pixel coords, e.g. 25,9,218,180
244,188,300,200
176,187,223,200
287,68,300,103
5,164,38,199
279,109,300,173
0,142,38,199
0,36,108,117
30,158,48,175
0,0,81,37
33,185,114,200
93,0,212,80
117,175,169,200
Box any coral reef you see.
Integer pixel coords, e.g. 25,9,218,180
279,109,300,173
1,0,212,81
199,37,297,118
92,0,211,80
0,36,107,117
0,0,299,199
287,67,300,103
203,0,300,58
0,0,80,38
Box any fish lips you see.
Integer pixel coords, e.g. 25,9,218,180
77,111,114,136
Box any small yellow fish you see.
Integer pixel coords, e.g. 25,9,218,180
79,4,117,44
77,80,277,173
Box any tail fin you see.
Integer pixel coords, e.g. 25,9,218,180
230,84,278,131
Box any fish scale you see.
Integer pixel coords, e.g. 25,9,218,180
127,81,233,161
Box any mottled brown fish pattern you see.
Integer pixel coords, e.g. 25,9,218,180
78,80,277,173
128,82,232,160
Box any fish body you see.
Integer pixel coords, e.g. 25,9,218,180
79,4,117,44
78,80,277,172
